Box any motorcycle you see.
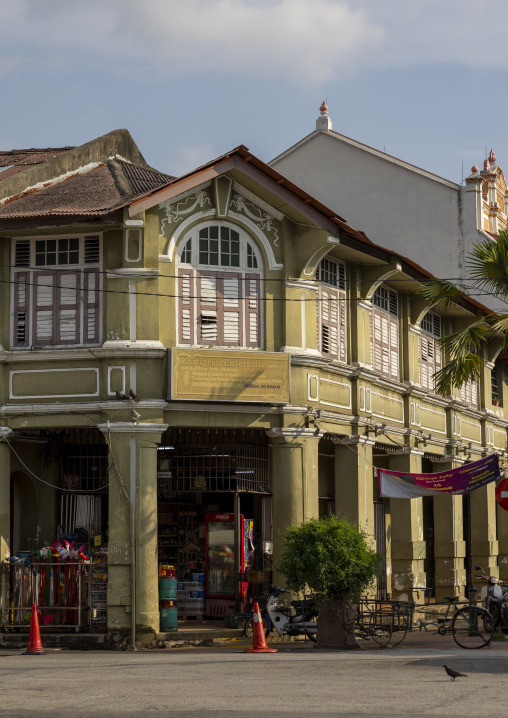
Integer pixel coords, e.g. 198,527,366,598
475,564,508,627
244,585,318,642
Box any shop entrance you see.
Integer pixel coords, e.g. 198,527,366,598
157,428,271,620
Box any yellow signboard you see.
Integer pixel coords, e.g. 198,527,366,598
171,349,290,403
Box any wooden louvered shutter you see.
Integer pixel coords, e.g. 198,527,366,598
222,273,243,347
33,272,56,345
471,380,478,407
338,290,347,363
197,272,218,345
420,335,428,389
372,311,383,373
389,315,399,380
320,286,339,358
179,269,194,345
57,271,80,344
83,269,100,344
14,272,29,347
429,339,443,389
245,273,260,348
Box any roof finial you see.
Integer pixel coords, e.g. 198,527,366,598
489,149,497,164
484,158,491,172
471,165,479,174
316,100,332,132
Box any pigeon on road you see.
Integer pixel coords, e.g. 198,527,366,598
444,665,467,681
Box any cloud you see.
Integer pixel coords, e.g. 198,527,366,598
1,0,508,85
0,0,383,85
169,144,217,177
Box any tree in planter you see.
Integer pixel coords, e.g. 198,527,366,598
277,515,381,649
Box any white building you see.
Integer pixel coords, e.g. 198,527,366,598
271,103,508,309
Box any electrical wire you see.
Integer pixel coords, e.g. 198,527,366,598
0,434,110,493
1,272,507,303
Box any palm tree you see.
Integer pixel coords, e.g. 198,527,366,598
420,229,508,395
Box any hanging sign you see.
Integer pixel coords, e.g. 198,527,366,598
379,454,500,499
496,477,508,511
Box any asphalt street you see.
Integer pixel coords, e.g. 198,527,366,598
0,643,507,717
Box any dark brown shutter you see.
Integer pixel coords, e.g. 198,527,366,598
57,270,81,345
83,269,100,344
179,269,194,345
13,272,29,347
245,273,260,348
33,271,56,345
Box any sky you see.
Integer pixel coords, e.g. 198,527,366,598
1,0,508,187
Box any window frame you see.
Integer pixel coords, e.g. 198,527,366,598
419,310,442,392
316,257,347,362
176,222,263,349
371,284,399,381
11,234,102,349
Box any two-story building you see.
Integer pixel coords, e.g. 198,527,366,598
0,129,506,640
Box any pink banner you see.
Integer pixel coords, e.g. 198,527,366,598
378,454,500,499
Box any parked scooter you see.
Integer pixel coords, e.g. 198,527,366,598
475,564,508,627
244,585,318,641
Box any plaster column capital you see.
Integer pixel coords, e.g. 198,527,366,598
98,422,168,435
333,434,376,447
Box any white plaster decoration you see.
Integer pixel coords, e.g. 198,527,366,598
9,367,100,400
229,191,280,246
98,422,169,434
124,228,143,263
0,427,13,437
130,363,136,395
166,209,283,270
231,182,284,222
280,346,323,358
107,366,126,396
1,400,167,415
301,293,306,350
124,219,144,228
266,427,323,438
303,244,332,277
485,361,495,371
160,189,212,233
129,281,136,342
334,434,376,447
319,377,351,410
327,236,340,245
285,278,319,291
99,340,165,355
307,374,319,402
107,268,159,279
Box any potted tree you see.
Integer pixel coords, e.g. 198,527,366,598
277,515,381,649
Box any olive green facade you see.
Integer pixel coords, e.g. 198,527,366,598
0,143,507,638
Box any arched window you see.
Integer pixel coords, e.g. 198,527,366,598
177,223,262,348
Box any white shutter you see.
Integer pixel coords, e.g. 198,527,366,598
320,287,339,358
198,273,218,344
179,269,194,344
389,316,398,380
245,274,260,348
222,274,242,346
84,269,100,344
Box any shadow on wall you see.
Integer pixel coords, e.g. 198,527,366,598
11,471,38,554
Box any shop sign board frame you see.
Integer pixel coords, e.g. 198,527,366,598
170,349,290,403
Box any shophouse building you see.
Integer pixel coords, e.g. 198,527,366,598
0,129,506,639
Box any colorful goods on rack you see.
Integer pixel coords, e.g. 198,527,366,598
177,573,205,618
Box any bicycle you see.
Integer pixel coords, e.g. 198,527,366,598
391,587,494,649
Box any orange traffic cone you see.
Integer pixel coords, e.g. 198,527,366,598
24,604,44,655
245,603,278,653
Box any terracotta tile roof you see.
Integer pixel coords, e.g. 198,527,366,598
0,158,172,220
0,147,74,169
